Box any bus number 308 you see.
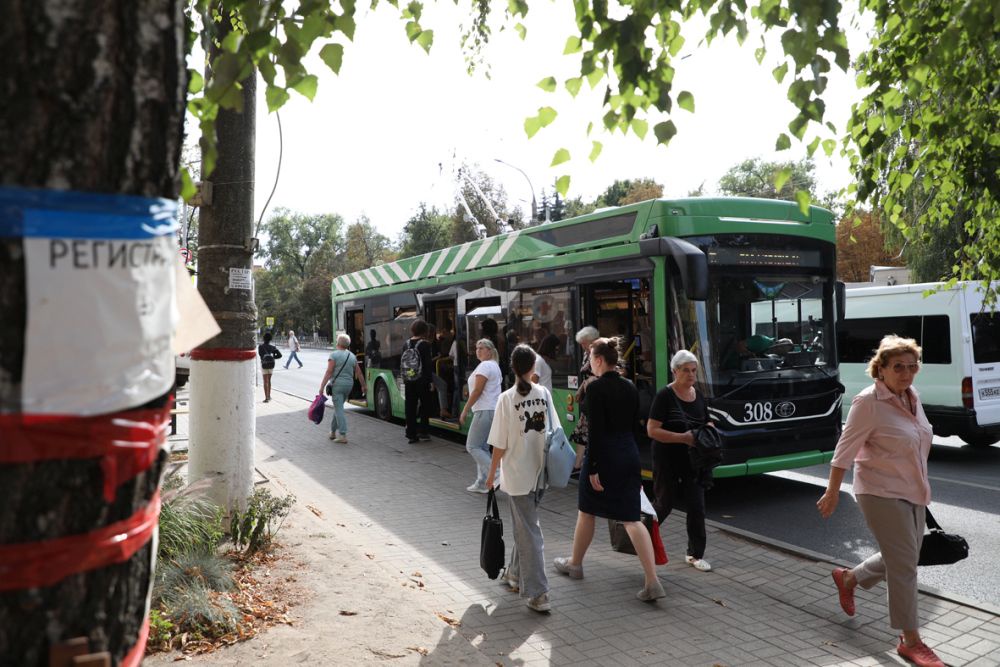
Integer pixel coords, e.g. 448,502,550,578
744,402,773,422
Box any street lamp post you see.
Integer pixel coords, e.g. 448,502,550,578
494,158,538,223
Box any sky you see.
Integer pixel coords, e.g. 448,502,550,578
250,3,872,240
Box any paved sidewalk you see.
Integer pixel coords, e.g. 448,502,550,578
169,391,1000,666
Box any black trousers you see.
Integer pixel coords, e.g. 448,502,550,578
651,443,707,559
404,379,431,439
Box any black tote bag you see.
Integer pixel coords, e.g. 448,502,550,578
918,507,969,566
480,489,505,579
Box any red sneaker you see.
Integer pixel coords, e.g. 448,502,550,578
831,568,855,616
896,637,945,667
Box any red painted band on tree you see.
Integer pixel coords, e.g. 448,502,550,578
0,492,160,592
0,403,171,502
190,348,257,361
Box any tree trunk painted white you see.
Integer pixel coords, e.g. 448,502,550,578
188,358,256,510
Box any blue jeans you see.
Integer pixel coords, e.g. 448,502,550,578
466,409,494,484
285,350,302,368
328,386,351,435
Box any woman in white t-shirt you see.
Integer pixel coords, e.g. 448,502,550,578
458,339,503,493
486,344,552,613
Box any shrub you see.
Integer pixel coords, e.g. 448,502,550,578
158,482,225,561
229,488,295,555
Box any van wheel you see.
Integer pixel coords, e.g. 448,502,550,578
175,373,188,389
375,380,392,421
961,434,998,448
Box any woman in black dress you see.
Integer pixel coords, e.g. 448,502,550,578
553,338,665,601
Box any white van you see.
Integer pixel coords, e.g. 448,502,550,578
838,281,1000,447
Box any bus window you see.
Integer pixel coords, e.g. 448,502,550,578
508,286,575,388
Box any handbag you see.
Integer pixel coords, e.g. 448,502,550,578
543,387,576,488
307,394,326,424
608,487,667,564
918,507,968,566
608,513,658,557
480,489,505,579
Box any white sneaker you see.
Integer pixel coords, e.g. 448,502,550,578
335,434,348,443
526,592,551,613
685,556,712,572
466,482,487,493
501,570,519,593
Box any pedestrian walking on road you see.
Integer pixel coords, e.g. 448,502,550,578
285,329,303,369
258,332,282,403
318,333,366,444
553,337,664,602
402,319,434,444
459,338,502,492
817,335,944,667
646,349,714,572
486,344,552,613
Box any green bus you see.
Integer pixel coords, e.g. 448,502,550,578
332,197,845,477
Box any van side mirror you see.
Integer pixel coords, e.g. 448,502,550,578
836,281,846,322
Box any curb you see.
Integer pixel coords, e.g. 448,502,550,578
710,518,1000,616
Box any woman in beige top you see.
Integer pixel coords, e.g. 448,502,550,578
817,335,942,667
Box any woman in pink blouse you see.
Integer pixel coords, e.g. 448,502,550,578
817,335,943,667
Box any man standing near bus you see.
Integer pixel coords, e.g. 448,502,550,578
285,329,303,369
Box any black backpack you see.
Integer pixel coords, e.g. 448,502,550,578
400,339,423,383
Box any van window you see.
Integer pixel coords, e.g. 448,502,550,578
970,312,1000,363
837,315,950,364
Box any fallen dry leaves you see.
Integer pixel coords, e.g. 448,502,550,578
435,612,461,628
147,548,294,657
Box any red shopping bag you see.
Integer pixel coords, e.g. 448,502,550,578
650,519,668,565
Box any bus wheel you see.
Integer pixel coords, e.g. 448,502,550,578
374,380,392,421
961,434,998,448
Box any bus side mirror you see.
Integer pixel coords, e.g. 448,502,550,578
836,281,846,322
640,236,708,301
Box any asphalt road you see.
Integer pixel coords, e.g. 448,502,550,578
265,347,1000,609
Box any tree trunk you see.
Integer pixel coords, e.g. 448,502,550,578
0,1,186,664
188,18,258,511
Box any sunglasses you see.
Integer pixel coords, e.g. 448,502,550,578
886,362,920,373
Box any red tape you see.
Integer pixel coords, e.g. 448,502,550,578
122,616,150,667
0,492,160,592
0,403,170,502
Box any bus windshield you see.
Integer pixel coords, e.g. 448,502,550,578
702,273,835,386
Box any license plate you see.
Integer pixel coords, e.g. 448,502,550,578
980,386,1000,400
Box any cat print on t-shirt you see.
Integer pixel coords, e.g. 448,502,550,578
515,395,548,433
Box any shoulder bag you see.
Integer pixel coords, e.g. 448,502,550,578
324,351,350,396
480,489,505,579
543,387,576,488
918,507,969,566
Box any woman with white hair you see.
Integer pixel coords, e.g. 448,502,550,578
569,325,600,471
646,349,714,572
318,332,366,444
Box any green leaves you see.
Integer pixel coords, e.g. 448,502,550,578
265,85,290,112
588,140,603,162
555,175,571,197
550,148,571,167
320,43,344,74
537,76,557,92
677,91,695,113
291,74,318,101
653,121,677,146
524,107,558,138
